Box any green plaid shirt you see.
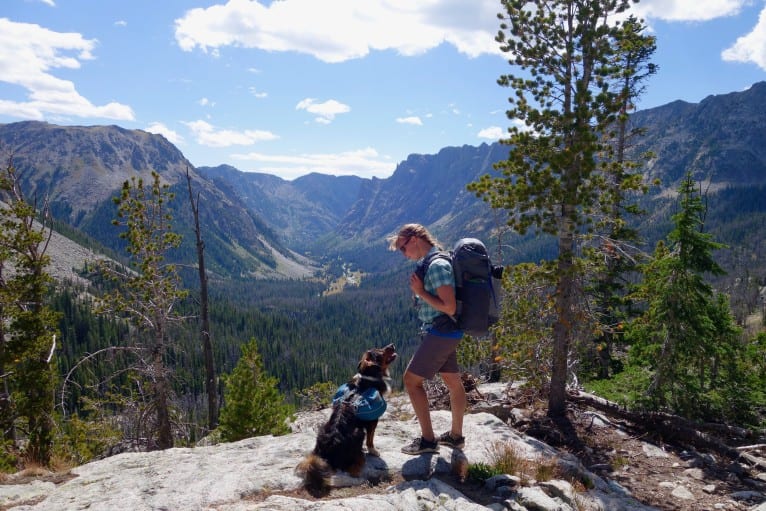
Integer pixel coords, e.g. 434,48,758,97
416,247,455,324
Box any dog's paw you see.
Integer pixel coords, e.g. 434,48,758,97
366,446,380,457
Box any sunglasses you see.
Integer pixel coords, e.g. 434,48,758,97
398,236,413,253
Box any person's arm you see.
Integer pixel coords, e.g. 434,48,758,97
409,274,457,316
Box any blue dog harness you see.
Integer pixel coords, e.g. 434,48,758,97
332,382,387,421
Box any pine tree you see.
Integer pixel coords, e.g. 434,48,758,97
626,172,743,419
0,157,60,464
469,0,656,416
585,14,657,379
98,171,187,449
218,338,292,442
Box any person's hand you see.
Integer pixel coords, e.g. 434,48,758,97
409,272,425,297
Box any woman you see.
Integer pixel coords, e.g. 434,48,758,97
389,223,466,455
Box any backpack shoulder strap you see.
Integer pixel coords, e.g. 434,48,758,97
415,250,451,281
331,383,353,407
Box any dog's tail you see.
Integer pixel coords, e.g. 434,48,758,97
295,453,332,496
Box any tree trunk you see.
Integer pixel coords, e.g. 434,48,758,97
186,170,218,431
0,317,15,443
550,224,576,417
154,336,173,450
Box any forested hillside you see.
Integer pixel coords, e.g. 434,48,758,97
54,268,420,441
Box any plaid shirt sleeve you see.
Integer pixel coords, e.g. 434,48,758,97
425,257,454,293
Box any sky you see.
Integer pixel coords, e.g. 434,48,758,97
1,0,765,181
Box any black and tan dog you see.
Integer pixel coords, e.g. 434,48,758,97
297,343,397,496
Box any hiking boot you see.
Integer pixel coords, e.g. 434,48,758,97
437,431,465,449
400,437,439,455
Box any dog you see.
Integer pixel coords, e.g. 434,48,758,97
296,343,397,496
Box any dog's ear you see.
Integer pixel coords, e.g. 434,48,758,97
358,353,373,373
359,349,385,373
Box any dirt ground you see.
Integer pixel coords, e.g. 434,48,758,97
493,385,766,511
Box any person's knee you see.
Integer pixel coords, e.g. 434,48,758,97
442,373,465,392
403,371,423,390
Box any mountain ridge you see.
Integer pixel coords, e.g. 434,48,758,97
1,81,765,282
0,121,311,279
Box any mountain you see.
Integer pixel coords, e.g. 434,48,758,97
326,143,513,271
338,144,508,243
1,82,765,284
622,82,766,294
628,81,766,188
197,164,364,252
0,121,316,280
0,121,186,219
320,81,766,275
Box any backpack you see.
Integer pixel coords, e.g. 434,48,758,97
416,237,503,337
331,383,387,421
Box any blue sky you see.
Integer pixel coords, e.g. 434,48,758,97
1,0,764,181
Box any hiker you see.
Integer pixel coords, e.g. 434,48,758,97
389,223,466,455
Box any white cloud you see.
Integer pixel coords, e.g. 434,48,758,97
633,0,749,22
174,0,502,63
38,0,55,6
145,122,184,146
396,116,422,126
0,18,134,121
184,119,278,147
114,20,127,27
722,5,766,70
248,87,268,98
477,126,504,140
231,147,395,180
295,98,350,123
478,118,529,141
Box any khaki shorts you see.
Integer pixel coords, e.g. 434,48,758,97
405,332,463,380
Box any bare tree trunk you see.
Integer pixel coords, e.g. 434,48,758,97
186,169,218,431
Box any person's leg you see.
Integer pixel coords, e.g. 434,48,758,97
434,342,467,449
440,371,466,437
403,370,434,441
401,333,458,454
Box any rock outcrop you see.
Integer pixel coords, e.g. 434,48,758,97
1,386,658,511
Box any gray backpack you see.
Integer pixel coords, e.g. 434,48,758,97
416,238,502,337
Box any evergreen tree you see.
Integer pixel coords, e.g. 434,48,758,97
626,172,744,419
0,157,60,464
469,0,656,416
218,338,292,442
98,171,187,449
585,14,656,379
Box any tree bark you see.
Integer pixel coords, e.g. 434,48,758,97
186,169,218,431
550,220,576,417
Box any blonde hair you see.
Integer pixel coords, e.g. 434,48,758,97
387,223,442,251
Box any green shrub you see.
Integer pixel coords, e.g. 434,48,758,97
467,461,501,483
218,338,294,442
0,439,18,473
53,412,121,466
